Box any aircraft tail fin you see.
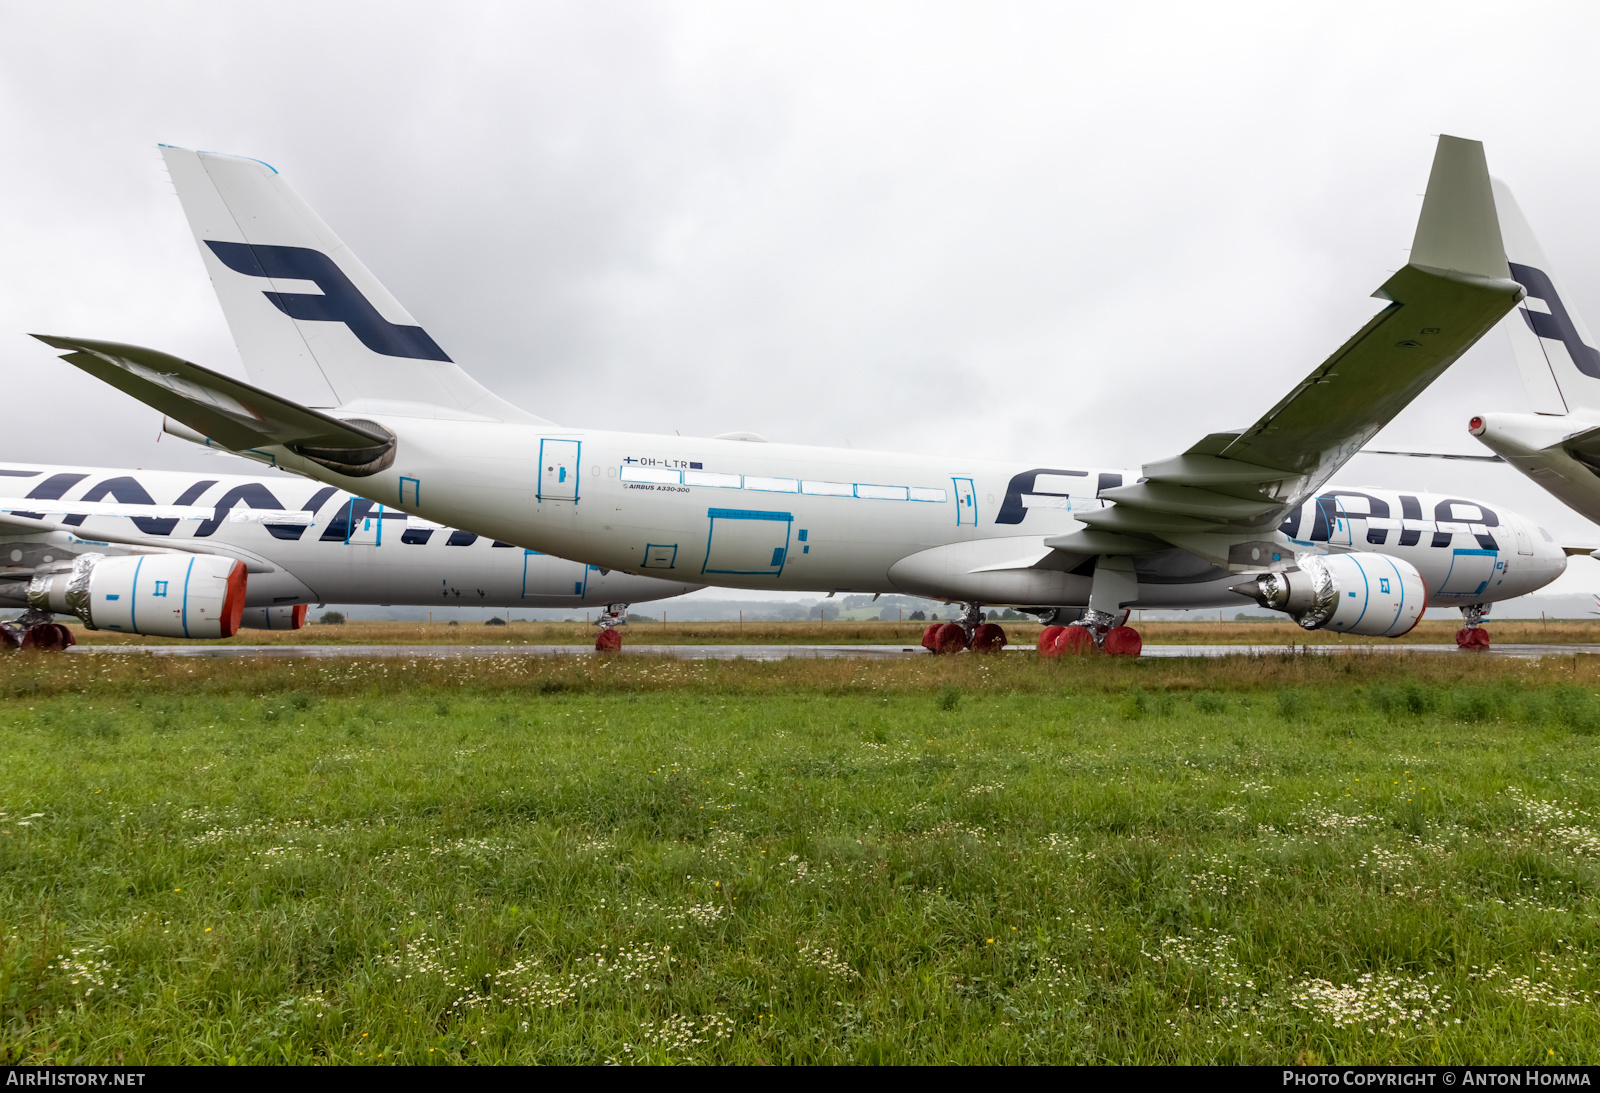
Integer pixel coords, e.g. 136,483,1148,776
1492,177,1600,416
158,145,545,424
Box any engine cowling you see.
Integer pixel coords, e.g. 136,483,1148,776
28,553,247,638
1232,553,1425,638
240,604,308,631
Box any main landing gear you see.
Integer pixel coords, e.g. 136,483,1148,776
1,609,75,653
1038,555,1143,657
1038,609,1142,657
920,602,1009,655
594,603,627,652
1456,603,1491,650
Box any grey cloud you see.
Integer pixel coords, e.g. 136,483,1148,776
4,2,1600,587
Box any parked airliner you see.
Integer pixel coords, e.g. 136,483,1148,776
32,136,1564,652
1448,179,1600,544
0,462,698,649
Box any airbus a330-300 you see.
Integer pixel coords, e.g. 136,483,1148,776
32,136,1565,653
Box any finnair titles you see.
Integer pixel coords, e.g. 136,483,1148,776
0,463,700,648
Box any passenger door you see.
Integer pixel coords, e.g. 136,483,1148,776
347,502,384,546
952,477,977,527
538,439,581,502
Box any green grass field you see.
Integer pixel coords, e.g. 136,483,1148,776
5,650,1600,1063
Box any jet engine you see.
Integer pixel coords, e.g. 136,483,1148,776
240,604,308,630
27,553,247,638
1231,553,1424,638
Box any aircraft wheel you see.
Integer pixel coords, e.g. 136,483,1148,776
1455,627,1490,650
970,623,1007,653
1058,626,1097,656
21,623,72,652
1037,625,1065,656
931,622,968,655
920,623,944,652
1103,625,1142,657
594,629,622,653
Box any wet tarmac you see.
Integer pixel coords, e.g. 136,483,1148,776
65,642,1600,660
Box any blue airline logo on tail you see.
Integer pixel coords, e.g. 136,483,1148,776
1509,262,1600,380
205,241,452,362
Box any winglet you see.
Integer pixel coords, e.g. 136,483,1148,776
1407,135,1509,281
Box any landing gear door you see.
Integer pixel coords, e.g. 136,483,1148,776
538,439,581,502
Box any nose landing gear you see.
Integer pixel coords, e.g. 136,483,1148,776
1456,603,1490,650
594,604,627,652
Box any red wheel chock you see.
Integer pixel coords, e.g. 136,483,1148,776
970,623,1007,653
1103,626,1142,657
1037,625,1064,656
21,623,74,652
1058,627,1097,656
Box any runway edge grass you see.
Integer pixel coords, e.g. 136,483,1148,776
3,652,1600,1063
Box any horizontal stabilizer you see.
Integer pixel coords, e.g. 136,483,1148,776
33,335,396,477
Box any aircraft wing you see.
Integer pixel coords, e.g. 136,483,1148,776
1067,135,1524,556
0,505,280,573
30,335,393,470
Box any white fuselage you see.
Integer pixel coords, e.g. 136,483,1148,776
0,462,702,610
236,422,1567,610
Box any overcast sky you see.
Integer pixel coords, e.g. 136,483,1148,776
6,1,1600,595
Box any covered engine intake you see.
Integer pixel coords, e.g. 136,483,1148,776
27,553,247,638
240,604,308,631
1231,553,1424,638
